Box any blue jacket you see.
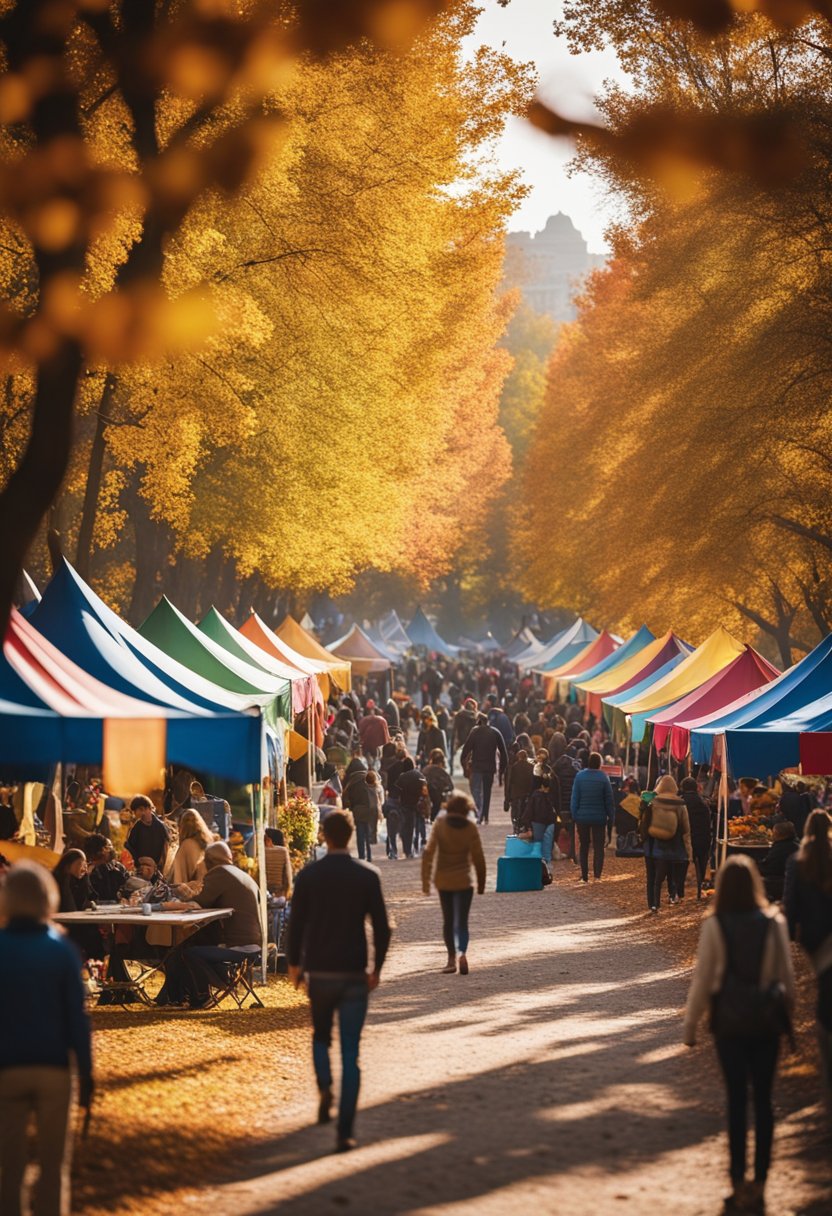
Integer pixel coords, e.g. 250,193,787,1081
570,769,614,826
0,920,92,1078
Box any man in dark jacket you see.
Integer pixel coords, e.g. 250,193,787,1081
450,698,478,776
553,751,580,861
460,714,509,826
394,758,428,859
758,821,799,902
289,811,391,1152
779,781,814,839
679,777,712,898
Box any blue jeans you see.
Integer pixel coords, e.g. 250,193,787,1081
438,888,474,954
355,821,372,861
308,977,369,1138
532,821,555,863
470,771,495,822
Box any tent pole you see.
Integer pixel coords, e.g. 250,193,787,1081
256,723,269,985
719,737,729,870
307,705,314,796
646,732,653,790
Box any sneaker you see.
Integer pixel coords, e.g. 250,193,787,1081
458,954,469,975
650,906,659,914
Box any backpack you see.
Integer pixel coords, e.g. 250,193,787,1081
648,799,678,840
710,914,789,1040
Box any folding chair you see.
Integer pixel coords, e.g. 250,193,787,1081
201,947,265,1010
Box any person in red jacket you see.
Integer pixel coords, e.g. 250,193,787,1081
358,705,390,768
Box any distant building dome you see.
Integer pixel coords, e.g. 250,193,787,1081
503,214,605,324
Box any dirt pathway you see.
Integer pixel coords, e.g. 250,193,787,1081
190,826,831,1216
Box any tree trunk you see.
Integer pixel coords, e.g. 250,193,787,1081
75,374,117,580
0,342,83,627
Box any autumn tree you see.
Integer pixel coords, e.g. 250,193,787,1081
516,7,832,665
0,0,465,627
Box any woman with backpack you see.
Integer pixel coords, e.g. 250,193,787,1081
640,774,691,912
684,855,794,1215
783,809,832,1109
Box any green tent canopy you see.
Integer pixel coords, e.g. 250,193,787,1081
140,597,291,731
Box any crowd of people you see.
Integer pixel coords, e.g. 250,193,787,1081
2,649,832,1215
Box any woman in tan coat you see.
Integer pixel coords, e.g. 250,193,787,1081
169,809,213,890
422,792,486,975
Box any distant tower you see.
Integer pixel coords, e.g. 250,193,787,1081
504,213,605,323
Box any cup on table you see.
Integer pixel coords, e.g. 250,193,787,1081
141,903,152,916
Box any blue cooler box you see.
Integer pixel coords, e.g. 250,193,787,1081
496,855,543,893
505,836,542,859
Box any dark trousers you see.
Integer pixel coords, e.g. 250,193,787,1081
413,814,426,851
355,821,372,861
470,770,495,823
652,858,687,908
715,1036,780,1184
400,808,415,857
693,848,709,895
577,822,606,880
439,887,474,956
308,977,369,1139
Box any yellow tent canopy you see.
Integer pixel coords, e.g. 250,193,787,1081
275,615,351,692
615,627,746,717
576,630,685,695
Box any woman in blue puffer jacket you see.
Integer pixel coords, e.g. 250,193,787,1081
570,753,614,883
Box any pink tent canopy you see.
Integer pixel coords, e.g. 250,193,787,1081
647,646,780,761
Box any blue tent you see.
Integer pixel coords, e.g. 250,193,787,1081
532,619,601,674
570,625,655,687
406,607,458,658
689,634,832,766
24,562,264,780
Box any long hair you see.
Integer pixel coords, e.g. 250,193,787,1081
712,854,769,916
178,809,213,848
52,848,87,883
797,809,832,895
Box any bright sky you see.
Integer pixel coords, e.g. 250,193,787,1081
467,0,629,253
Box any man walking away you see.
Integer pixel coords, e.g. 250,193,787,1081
571,753,614,882
288,812,391,1152
451,698,478,776
460,713,508,826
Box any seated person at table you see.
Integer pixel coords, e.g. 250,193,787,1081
155,841,261,1009
0,786,18,840
170,809,213,890
119,857,172,906
264,829,292,900
758,820,799,902
125,795,170,871
83,833,128,903
51,849,103,960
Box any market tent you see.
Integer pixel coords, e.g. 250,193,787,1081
506,626,542,661
612,627,747,743
198,607,319,715
533,621,607,675
140,598,291,728
647,646,781,762
603,649,696,734
377,610,412,655
328,624,394,675
725,687,832,778
542,630,620,687
514,624,569,668
578,629,689,709
239,612,336,700
275,614,352,691
31,561,267,716
567,625,654,691
520,618,597,673
405,607,459,658
688,633,832,764
300,612,316,633
1,609,262,781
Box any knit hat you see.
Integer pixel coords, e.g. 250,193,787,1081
654,774,678,796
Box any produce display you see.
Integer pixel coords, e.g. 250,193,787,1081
726,813,772,846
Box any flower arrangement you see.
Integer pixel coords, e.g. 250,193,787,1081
277,792,319,870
